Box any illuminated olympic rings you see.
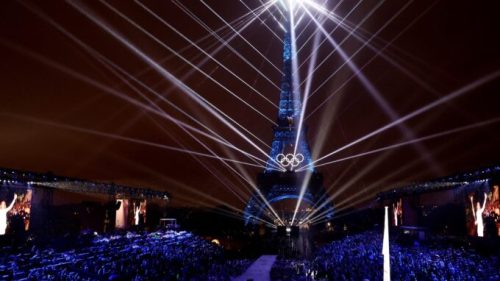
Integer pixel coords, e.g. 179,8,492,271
276,153,304,168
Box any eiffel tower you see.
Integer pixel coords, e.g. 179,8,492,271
243,9,334,226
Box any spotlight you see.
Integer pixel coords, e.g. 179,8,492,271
288,0,304,6
286,0,323,10
279,0,304,10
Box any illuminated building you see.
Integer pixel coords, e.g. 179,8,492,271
243,8,333,226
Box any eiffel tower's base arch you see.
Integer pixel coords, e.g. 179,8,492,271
243,171,334,225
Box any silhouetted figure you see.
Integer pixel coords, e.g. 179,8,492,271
134,203,141,226
0,194,17,235
470,193,487,237
393,199,402,226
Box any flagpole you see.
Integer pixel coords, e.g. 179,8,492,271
383,206,391,281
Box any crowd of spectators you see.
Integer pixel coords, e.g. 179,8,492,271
269,230,500,281
0,230,247,281
311,232,384,280
271,258,311,281
1,228,499,280
311,231,500,281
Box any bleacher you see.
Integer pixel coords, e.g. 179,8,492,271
0,230,228,281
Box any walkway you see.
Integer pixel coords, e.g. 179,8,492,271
233,255,277,281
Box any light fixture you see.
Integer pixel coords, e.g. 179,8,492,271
278,0,304,11
280,0,323,10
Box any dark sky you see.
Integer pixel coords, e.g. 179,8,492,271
1,0,499,211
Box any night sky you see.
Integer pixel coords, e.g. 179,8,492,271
1,0,499,210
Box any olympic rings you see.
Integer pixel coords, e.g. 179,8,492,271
276,153,305,168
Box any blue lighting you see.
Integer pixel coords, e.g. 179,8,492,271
283,32,292,62
264,24,314,172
